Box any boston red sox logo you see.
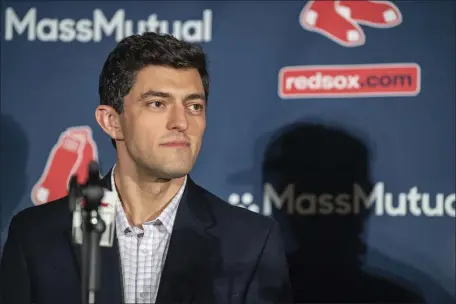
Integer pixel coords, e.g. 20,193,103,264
31,126,99,205
300,0,402,47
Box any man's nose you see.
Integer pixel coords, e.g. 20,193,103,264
166,105,189,131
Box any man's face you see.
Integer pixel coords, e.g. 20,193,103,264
118,65,206,179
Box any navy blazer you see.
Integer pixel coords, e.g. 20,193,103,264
0,172,293,304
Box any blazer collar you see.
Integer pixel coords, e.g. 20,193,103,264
155,173,220,304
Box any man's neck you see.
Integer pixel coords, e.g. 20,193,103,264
113,163,186,227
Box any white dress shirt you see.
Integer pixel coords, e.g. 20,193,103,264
110,165,186,304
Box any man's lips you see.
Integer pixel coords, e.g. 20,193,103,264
160,141,190,147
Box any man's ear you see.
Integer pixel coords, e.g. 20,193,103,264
95,105,124,142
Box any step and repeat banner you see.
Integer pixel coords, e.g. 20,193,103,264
1,1,455,303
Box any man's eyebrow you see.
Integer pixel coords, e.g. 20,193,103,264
184,93,206,102
138,90,206,102
138,90,171,101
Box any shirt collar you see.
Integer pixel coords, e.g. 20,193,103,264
110,164,186,234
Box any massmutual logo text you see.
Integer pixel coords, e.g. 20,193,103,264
228,182,455,217
4,7,213,43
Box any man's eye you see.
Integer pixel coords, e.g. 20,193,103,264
191,104,203,111
149,101,164,108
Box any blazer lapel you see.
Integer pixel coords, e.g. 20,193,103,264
66,170,123,304
155,177,221,304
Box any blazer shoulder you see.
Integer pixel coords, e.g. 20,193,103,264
9,196,71,230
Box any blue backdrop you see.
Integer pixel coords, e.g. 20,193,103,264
1,1,455,303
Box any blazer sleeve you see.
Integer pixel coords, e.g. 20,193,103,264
0,214,32,304
245,220,294,304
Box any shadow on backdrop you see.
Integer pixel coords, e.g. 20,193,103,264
229,121,455,303
261,122,425,303
0,114,28,252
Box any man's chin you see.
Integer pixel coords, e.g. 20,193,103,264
141,157,195,180
157,164,193,180
161,171,189,180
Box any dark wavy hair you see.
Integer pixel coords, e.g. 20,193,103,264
98,32,209,148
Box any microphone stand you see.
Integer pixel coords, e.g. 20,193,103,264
69,161,106,304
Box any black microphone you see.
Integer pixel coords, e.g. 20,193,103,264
70,161,116,247
68,161,116,304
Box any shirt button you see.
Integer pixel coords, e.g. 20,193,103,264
141,249,149,254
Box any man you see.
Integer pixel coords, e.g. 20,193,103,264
0,32,293,304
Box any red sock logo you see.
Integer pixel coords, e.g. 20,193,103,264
300,0,402,47
31,126,98,205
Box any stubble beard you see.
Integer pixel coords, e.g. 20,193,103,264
142,150,196,180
